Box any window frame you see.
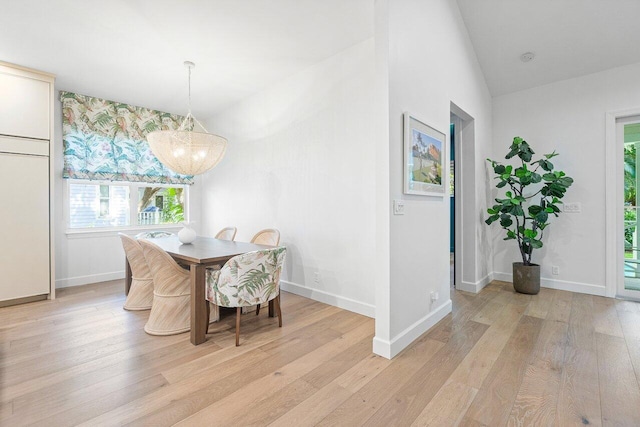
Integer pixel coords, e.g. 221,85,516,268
64,178,189,237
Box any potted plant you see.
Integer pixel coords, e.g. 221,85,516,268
485,137,573,294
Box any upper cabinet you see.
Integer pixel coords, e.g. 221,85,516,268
0,64,52,140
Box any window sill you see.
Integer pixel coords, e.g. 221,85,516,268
65,224,182,239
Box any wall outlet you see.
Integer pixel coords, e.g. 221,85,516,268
430,291,439,302
393,199,405,215
552,266,559,275
313,271,320,284
563,202,581,213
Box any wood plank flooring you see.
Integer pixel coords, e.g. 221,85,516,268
1,279,640,426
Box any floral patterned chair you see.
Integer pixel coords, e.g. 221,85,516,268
205,246,287,346
119,233,154,311
250,229,280,246
215,227,237,241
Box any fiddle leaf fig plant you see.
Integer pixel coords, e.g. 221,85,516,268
485,137,573,266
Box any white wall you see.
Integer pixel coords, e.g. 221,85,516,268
492,61,640,296
52,94,202,289
373,0,493,358
200,39,377,317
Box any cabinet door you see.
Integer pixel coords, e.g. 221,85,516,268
0,72,50,140
0,153,50,301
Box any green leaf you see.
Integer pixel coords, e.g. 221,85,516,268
500,216,513,227
535,211,549,223
524,229,538,239
485,215,499,225
494,164,505,174
529,239,543,249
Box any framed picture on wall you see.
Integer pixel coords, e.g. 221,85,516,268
403,112,446,196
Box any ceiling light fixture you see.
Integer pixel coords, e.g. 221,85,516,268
520,52,535,63
147,61,227,176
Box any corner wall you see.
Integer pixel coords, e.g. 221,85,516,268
374,0,493,358
492,61,640,296
200,39,377,317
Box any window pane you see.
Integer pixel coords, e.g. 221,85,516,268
137,186,185,225
69,183,130,228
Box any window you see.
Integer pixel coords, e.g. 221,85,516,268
68,180,187,229
61,92,193,232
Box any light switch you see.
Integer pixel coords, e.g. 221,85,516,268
393,199,405,215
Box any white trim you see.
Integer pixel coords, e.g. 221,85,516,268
279,280,375,318
373,299,451,359
56,270,124,288
458,273,493,293
605,108,640,298
492,271,606,296
66,224,182,239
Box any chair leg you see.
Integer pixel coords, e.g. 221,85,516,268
235,307,241,346
206,302,211,334
275,295,282,327
256,303,260,316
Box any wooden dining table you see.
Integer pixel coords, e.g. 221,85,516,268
124,235,273,345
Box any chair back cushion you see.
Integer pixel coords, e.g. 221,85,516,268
139,240,190,296
119,234,151,280
206,246,287,308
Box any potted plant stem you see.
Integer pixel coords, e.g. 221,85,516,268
485,137,573,294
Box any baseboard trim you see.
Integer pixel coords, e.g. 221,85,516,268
492,272,606,296
373,299,452,359
56,271,125,289
280,280,375,318
458,273,493,294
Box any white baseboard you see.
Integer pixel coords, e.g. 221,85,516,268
492,272,606,296
56,271,125,289
458,273,493,294
373,299,452,359
280,280,375,318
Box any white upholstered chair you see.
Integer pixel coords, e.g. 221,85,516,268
206,246,287,346
139,240,191,336
120,234,153,311
215,227,237,241
250,228,280,246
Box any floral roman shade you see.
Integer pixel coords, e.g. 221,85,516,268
61,91,194,184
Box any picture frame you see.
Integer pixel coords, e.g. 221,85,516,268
403,112,446,196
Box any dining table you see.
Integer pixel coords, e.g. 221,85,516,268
124,235,273,345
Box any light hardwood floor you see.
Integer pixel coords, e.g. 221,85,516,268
1,279,640,426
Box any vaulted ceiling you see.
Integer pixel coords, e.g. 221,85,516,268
0,0,373,117
456,0,640,96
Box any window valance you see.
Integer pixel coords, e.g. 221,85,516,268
61,91,194,185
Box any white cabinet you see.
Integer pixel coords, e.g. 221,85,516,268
0,62,54,305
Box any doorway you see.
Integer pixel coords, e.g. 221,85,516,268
450,122,456,288
620,116,640,299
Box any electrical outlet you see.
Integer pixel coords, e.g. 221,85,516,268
563,202,581,213
552,266,559,275
430,291,439,302
393,200,405,215
314,271,320,284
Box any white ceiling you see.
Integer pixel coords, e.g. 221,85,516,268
456,0,640,97
3,1,639,111
0,0,373,117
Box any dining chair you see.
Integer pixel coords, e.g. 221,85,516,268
119,234,153,311
205,246,287,346
250,228,280,246
139,239,191,335
215,226,237,241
